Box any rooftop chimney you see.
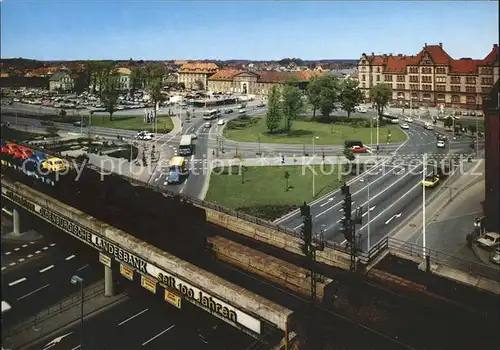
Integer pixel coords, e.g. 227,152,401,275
494,44,498,49
389,53,393,56
439,42,443,48
424,43,427,47
371,52,375,56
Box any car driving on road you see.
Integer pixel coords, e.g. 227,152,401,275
400,123,409,129
204,122,211,129
136,131,154,141
437,140,446,148
217,119,225,126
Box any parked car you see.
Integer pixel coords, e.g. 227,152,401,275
477,232,500,250
41,157,68,173
490,247,500,265
224,108,233,114
136,131,154,141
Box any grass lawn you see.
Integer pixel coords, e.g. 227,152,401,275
1,127,43,142
90,115,173,133
205,165,345,220
223,115,406,145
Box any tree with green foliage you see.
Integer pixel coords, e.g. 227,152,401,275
443,117,453,129
143,63,166,122
103,77,118,121
308,75,340,118
265,85,282,133
306,76,323,119
281,84,304,133
343,145,356,173
130,67,145,91
339,78,363,118
369,83,392,116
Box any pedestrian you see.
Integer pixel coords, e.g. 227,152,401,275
281,155,285,164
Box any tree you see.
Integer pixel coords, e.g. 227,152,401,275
369,83,392,116
143,63,166,123
130,67,145,91
339,78,363,118
281,84,304,133
265,85,282,133
306,76,323,119
195,80,205,91
284,171,290,192
45,126,60,137
343,145,356,173
469,124,477,135
103,76,118,121
443,117,453,129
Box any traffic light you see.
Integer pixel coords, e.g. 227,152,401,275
341,183,350,196
339,194,353,242
300,202,313,254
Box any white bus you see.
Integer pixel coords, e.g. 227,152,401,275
178,135,194,156
203,109,218,120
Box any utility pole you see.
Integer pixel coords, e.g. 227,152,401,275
299,202,325,348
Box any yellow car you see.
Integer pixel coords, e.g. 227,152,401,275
422,175,440,188
41,157,68,172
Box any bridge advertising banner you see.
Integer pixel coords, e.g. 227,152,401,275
1,186,262,335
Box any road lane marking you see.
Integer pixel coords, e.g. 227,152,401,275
27,254,33,258
5,251,11,255
118,308,149,325
358,181,421,232
9,277,27,286
70,346,81,350
65,254,76,261
17,284,50,301
1,267,6,271
77,264,89,271
317,163,422,220
22,244,28,248
385,213,402,224
29,241,35,244
39,265,55,273
362,206,376,217
9,262,16,266
43,246,49,250
320,198,334,207
35,250,41,254
18,258,25,262
49,243,56,247
14,248,20,251
142,325,175,346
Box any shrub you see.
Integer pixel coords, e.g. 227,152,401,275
236,204,299,221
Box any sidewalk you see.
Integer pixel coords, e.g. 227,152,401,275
210,155,389,167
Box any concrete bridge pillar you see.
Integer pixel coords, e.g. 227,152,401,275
13,208,20,236
104,265,114,297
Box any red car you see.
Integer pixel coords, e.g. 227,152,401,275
13,146,33,160
3,143,19,155
351,145,367,153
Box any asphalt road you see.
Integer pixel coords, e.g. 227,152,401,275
1,208,104,325
25,280,256,350
276,121,475,249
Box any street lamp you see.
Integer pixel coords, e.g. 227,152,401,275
312,136,319,197
70,275,84,349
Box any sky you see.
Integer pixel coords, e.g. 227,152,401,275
1,1,498,61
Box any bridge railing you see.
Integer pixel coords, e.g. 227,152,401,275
3,282,105,338
387,237,500,282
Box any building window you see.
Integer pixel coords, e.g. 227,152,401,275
423,93,431,100
376,75,380,81
362,74,366,81
410,83,419,91
436,76,446,83
435,67,446,74
411,92,418,99
465,86,476,93
450,76,460,84
397,83,405,90
409,75,419,83
451,95,460,103
466,96,476,104
385,83,392,89
466,77,476,84
384,74,393,81
408,67,418,74
422,76,432,83
482,86,491,93
481,77,493,85
451,85,461,92
421,67,432,74
422,84,432,91
362,83,366,88
437,94,445,100
377,67,381,73
436,85,446,91
480,67,493,75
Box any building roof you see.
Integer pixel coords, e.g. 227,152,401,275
116,67,132,75
180,62,218,74
362,43,499,75
208,69,242,81
49,71,70,81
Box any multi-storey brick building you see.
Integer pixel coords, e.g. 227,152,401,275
358,43,499,109
177,62,219,90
